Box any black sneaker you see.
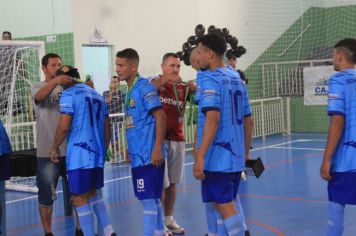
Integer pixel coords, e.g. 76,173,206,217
111,233,118,236
75,228,84,236
44,233,54,236
245,230,251,236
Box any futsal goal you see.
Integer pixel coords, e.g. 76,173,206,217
1,40,45,193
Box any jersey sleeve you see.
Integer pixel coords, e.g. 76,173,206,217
59,90,74,115
141,81,162,113
199,76,220,113
327,75,345,116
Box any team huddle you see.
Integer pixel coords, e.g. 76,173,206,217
1,31,356,236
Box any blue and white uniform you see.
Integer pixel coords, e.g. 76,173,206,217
60,83,108,194
327,68,356,204
196,67,252,203
125,76,165,200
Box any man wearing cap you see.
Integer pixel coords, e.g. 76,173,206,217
31,53,80,236
50,65,117,236
320,38,356,236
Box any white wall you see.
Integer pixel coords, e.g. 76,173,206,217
0,0,72,37
1,0,355,81
73,0,351,81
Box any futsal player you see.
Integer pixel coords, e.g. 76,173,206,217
193,34,253,236
50,65,116,236
320,38,356,236
115,48,169,236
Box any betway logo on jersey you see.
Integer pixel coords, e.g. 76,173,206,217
160,97,183,108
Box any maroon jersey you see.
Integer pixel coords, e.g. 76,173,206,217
159,82,189,141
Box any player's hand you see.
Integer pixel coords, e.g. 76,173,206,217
188,81,197,92
193,158,205,180
55,75,72,86
50,148,60,163
151,148,163,167
320,159,332,181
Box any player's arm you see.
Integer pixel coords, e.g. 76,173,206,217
244,115,253,160
194,110,220,180
151,74,182,89
50,114,72,163
104,117,111,150
193,128,198,161
34,75,71,103
151,108,166,166
320,115,344,181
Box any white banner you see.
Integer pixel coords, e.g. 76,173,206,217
303,65,335,105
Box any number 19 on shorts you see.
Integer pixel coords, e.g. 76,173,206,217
137,178,145,192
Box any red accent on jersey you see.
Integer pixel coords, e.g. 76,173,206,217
159,82,189,141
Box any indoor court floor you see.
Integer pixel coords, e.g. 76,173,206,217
4,133,356,236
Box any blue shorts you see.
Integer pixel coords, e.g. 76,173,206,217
131,163,165,200
328,172,356,205
202,171,242,204
36,157,67,207
67,167,104,195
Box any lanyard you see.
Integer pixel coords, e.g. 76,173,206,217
173,82,190,117
125,75,139,109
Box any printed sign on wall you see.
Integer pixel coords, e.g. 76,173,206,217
303,65,335,105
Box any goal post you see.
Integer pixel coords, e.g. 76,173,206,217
0,40,45,193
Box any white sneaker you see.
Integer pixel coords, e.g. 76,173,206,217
166,219,185,234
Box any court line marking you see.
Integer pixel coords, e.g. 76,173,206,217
5,138,324,205
268,146,324,151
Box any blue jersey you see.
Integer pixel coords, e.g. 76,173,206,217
60,83,108,171
0,120,12,156
327,69,356,172
196,67,252,172
125,77,164,168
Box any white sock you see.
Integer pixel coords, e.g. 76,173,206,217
103,224,114,236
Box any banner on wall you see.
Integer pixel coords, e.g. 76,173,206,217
303,65,335,105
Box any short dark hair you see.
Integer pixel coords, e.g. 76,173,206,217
116,48,139,64
198,33,227,57
41,53,61,66
334,38,356,63
227,55,237,60
162,53,179,64
2,31,11,37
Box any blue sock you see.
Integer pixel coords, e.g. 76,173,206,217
76,204,95,236
89,195,114,236
327,201,345,236
155,199,165,232
235,195,247,231
141,199,158,236
224,213,243,236
215,210,228,236
205,202,218,234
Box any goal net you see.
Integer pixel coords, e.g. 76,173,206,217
1,40,45,193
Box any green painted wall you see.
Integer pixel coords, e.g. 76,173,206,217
245,5,356,133
17,32,75,66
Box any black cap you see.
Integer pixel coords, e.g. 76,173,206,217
56,65,83,82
